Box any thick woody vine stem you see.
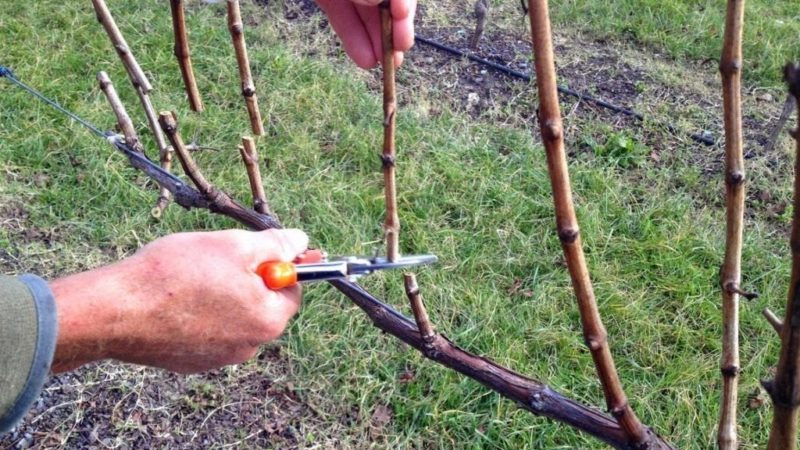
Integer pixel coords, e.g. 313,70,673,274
239,136,271,215
330,280,658,449
159,112,214,195
227,0,265,136
765,63,800,450
170,0,203,112
157,111,279,229
717,1,747,448
526,1,658,447
91,0,174,217
380,1,400,262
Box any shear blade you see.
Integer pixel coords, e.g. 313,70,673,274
352,254,438,275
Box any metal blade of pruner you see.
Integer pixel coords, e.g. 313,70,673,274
294,254,438,283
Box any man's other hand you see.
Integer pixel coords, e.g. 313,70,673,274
316,0,416,69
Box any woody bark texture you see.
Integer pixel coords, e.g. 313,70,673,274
170,0,203,112
717,1,747,448
403,273,434,341
227,0,265,135
96,71,143,154
331,279,638,449
525,1,668,448
239,136,272,215
380,1,400,262
764,308,784,335
765,63,800,450
157,111,278,229
470,0,488,49
91,0,174,217
91,0,151,93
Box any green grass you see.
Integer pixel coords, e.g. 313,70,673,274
0,0,798,448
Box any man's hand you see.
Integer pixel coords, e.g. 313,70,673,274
50,229,308,374
316,0,416,69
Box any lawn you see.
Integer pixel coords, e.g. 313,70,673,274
1,0,798,449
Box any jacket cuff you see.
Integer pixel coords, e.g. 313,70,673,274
0,274,57,433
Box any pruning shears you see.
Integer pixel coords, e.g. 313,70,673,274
257,250,438,290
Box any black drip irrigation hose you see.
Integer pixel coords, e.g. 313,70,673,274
415,35,716,147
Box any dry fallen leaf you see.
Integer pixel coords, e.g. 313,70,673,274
748,388,767,410
371,404,393,429
507,278,523,296
398,368,416,384
650,150,661,162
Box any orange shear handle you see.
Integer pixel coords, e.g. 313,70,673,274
256,249,325,290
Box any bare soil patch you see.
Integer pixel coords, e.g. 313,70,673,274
0,348,327,450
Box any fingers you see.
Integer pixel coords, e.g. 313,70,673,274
355,5,382,66
275,284,303,317
317,0,415,69
392,0,416,52
258,284,303,341
318,0,378,68
249,229,309,263
358,4,408,69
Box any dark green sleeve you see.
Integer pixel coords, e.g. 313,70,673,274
0,275,57,433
